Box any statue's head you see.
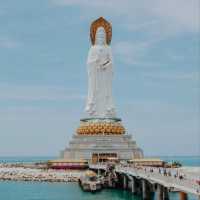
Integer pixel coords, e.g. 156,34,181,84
95,26,106,45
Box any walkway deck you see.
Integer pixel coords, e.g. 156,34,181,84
89,164,200,196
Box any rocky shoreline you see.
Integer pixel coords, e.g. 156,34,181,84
0,163,84,183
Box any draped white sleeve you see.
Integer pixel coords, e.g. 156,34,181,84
85,45,116,118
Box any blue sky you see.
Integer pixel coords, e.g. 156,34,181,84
0,0,199,156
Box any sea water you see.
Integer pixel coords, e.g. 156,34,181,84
0,181,142,200
0,156,199,200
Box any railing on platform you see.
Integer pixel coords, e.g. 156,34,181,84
89,164,200,196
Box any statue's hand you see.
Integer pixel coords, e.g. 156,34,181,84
101,60,110,69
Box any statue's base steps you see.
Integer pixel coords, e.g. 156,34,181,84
61,134,143,163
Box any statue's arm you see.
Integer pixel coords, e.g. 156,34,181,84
87,47,99,65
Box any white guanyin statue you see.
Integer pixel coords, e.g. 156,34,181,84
85,26,116,118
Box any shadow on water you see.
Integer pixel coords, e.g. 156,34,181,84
0,181,198,200
0,181,142,200
83,189,142,200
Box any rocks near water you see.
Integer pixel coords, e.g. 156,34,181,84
0,163,83,182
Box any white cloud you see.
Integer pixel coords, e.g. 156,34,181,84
0,37,21,49
143,71,200,82
113,41,137,65
0,10,4,16
0,84,85,101
51,0,199,68
150,0,199,33
0,85,84,155
51,0,199,33
120,100,200,156
0,84,85,155
113,38,162,65
0,106,81,156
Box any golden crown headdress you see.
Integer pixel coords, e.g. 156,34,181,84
90,17,112,45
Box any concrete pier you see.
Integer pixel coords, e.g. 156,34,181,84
89,164,200,199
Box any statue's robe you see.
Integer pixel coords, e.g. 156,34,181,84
85,44,116,118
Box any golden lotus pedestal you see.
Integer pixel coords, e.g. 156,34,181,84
61,118,143,163
77,118,125,135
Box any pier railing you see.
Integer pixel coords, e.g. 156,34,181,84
117,166,200,195
89,164,200,196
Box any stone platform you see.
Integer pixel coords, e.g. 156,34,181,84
60,118,143,163
61,134,143,162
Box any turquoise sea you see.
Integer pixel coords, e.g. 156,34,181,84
0,156,199,200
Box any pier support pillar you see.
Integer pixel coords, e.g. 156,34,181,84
163,187,169,200
108,174,112,187
156,184,163,200
179,192,188,200
123,175,127,189
130,177,136,194
142,179,148,200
